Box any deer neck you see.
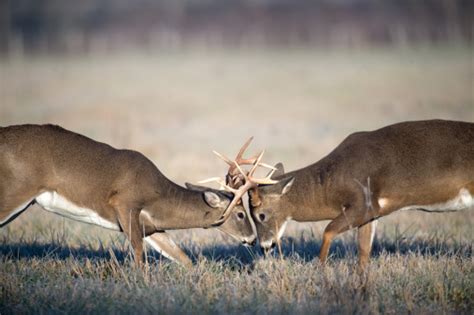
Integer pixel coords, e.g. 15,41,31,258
144,179,221,230
280,162,336,222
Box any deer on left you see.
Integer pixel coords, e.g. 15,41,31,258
0,124,258,267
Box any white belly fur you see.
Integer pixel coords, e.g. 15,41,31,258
36,191,120,231
144,236,176,262
380,188,473,212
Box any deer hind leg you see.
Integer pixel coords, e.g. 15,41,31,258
0,182,39,227
357,220,378,270
145,232,192,267
116,208,144,266
0,198,35,227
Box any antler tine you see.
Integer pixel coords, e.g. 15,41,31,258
258,162,277,170
220,184,239,193
248,150,265,177
233,161,249,181
235,136,254,161
236,150,261,165
212,150,233,166
213,193,241,225
249,173,279,185
267,168,277,179
198,177,224,184
213,180,255,225
198,177,237,193
247,161,280,184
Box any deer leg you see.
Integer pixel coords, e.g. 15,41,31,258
117,208,144,266
319,223,338,264
145,232,192,267
319,207,376,264
357,220,377,270
0,182,38,227
0,198,35,227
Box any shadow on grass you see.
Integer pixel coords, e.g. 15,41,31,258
1,235,470,267
0,241,129,262
198,236,471,266
0,240,258,268
280,236,471,260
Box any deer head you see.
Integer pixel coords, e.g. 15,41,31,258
184,182,256,246
248,163,295,253
200,137,278,247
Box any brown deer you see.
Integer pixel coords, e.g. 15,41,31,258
228,120,474,268
0,124,257,267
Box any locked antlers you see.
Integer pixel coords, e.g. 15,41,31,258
199,137,277,225
211,137,275,188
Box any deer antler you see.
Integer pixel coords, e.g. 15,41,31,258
217,153,278,225
212,137,276,181
199,138,277,225
197,177,238,193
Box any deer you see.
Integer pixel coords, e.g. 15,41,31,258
0,124,266,267
213,120,474,269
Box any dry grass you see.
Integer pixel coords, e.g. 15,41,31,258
0,45,473,314
1,208,472,314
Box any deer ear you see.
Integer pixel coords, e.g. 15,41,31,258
261,176,294,196
188,183,234,201
185,182,206,191
271,162,285,178
203,191,229,208
280,176,294,195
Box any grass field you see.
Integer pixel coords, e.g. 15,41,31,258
0,45,473,314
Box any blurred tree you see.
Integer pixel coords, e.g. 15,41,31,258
0,0,471,55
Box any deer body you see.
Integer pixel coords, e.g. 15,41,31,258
0,124,255,266
249,120,474,268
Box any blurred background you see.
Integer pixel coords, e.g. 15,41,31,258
0,0,472,251
0,0,472,53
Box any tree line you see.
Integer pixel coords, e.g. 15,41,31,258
0,0,471,54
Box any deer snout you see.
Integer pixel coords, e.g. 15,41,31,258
260,240,276,256
242,236,257,247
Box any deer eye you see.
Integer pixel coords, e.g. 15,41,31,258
258,213,266,222
236,212,245,220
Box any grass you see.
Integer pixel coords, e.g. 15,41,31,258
2,254,472,314
1,207,472,314
1,44,473,313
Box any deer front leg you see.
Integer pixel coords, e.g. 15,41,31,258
145,232,192,267
357,220,377,270
319,206,376,264
117,208,144,266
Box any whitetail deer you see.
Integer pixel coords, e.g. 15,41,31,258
0,124,256,267
239,120,473,268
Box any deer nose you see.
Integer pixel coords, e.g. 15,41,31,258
242,237,257,247
260,241,276,256
261,246,273,256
